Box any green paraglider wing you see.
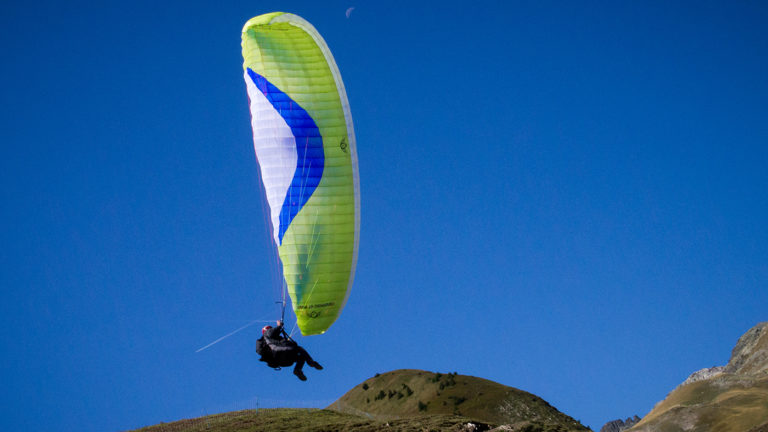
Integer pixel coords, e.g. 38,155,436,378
242,12,359,336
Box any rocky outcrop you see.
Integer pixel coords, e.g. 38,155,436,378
600,416,640,432
726,322,768,375
681,366,726,386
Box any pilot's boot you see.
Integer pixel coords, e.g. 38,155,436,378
293,369,307,381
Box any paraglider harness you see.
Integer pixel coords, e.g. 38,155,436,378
256,327,298,370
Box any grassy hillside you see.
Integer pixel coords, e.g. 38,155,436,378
130,369,590,432
327,369,589,431
130,408,496,432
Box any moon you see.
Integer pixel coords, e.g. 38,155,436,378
346,7,355,18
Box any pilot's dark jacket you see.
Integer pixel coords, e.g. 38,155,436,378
256,324,300,368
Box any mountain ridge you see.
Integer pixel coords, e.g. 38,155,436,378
628,322,768,432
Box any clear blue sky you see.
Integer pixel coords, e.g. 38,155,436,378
2,1,767,430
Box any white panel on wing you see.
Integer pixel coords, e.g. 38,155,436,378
245,70,298,245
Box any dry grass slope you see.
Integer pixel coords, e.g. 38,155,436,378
629,322,768,432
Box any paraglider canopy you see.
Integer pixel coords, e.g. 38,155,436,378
242,12,360,336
